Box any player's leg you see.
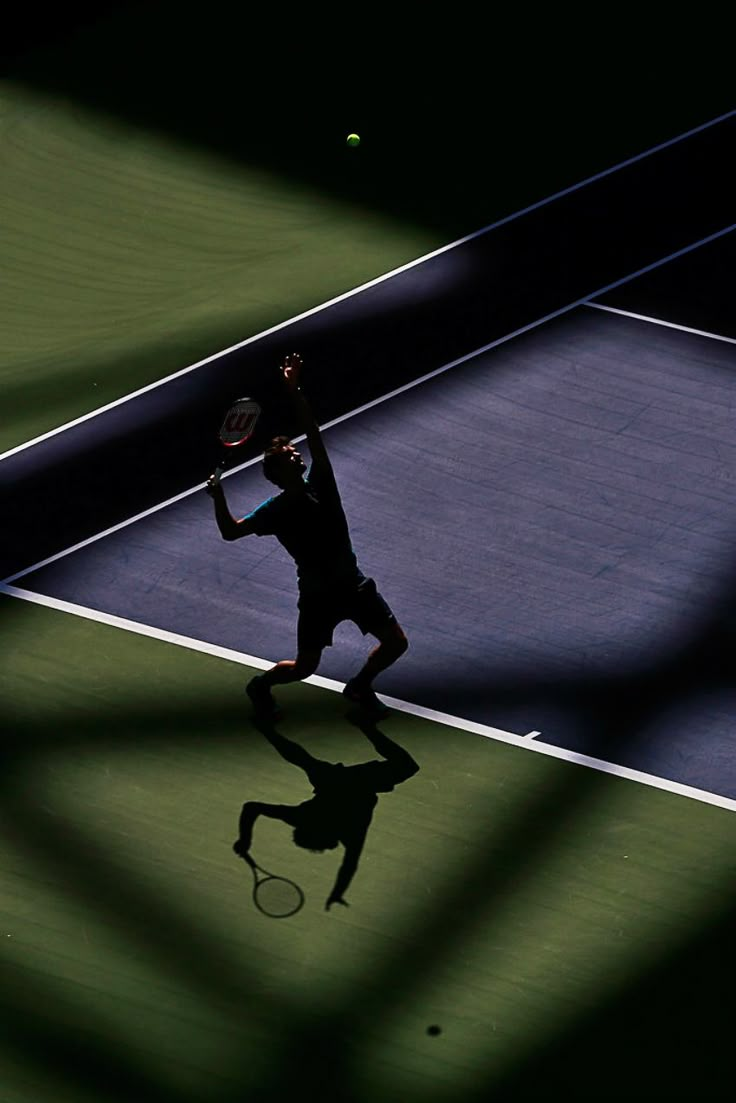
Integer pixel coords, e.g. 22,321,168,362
350,620,408,685
246,598,334,715
352,720,420,786
261,649,323,685
343,579,408,713
247,649,322,715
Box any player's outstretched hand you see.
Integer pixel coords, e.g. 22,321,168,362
325,893,349,911
281,352,303,390
206,469,222,497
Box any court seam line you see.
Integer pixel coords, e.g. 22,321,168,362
4,220,735,587
1,109,734,465
584,301,736,345
4,582,736,816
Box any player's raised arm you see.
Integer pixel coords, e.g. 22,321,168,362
280,353,332,476
206,470,258,540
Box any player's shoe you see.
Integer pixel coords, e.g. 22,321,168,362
246,675,281,719
342,679,390,718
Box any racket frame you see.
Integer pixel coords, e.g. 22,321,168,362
214,396,262,477
248,860,304,919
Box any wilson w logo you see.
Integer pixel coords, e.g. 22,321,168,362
219,398,261,444
225,410,255,432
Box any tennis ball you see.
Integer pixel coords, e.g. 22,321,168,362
346,133,361,148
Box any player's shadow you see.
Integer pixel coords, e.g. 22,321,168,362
236,716,419,911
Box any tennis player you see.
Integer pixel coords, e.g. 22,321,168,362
233,719,419,910
206,352,408,717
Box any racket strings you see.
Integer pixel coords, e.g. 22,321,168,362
254,875,304,918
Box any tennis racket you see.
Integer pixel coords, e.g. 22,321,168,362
213,395,262,481
243,853,304,918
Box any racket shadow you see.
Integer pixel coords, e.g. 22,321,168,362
235,846,305,918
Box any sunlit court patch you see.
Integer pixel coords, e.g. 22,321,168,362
0,83,439,455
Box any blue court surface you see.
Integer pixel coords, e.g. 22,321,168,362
4,111,736,809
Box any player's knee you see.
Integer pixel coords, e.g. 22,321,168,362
392,625,409,656
293,650,321,678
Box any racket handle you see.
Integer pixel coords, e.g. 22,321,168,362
206,467,223,497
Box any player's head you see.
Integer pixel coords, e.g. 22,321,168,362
263,436,306,488
292,823,339,853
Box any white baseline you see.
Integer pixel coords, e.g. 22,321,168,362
3,583,736,816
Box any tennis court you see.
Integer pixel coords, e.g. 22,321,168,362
2,10,736,1102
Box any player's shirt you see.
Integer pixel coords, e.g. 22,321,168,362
244,461,363,595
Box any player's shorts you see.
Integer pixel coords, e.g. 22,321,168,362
297,576,396,652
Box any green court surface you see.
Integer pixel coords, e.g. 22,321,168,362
2,595,735,1102
0,81,439,454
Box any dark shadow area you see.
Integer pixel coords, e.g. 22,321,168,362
234,716,419,911
596,229,736,337
485,895,736,1103
1,669,252,756
0,985,182,1103
1,2,131,68
4,3,734,240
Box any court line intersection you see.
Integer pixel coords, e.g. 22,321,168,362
585,301,736,344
